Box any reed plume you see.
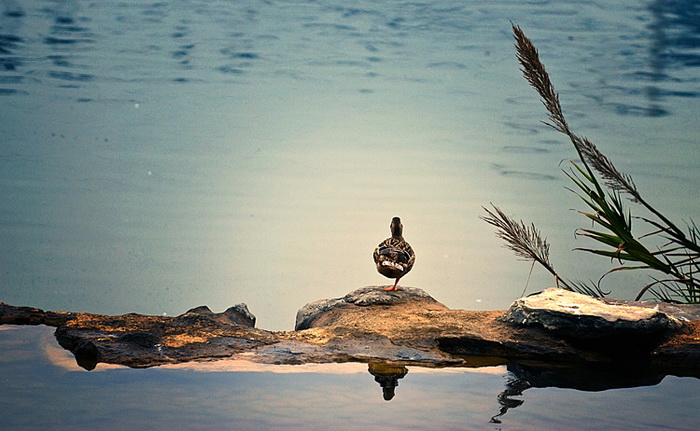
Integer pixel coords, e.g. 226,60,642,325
481,205,553,270
512,25,639,201
481,204,583,293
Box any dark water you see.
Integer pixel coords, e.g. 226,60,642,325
2,0,700,429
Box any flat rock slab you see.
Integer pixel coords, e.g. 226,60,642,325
504,288,683,338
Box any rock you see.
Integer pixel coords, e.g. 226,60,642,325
290,286,464,365
503,288,683,338
343,286,434,306
227,303,257,327
54,306,277,369
292,286,599,363
182,304,256,327
603,299,700,323
651,320,700,371
294,298,345,331
0,302,74,326
295,286,437,330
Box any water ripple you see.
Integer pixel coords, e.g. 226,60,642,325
46,70,94,82
490,163,557,181
0,88,27,95
501,146,551,154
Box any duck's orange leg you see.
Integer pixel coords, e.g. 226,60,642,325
384,279,399,291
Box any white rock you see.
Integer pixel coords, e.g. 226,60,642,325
504,288,682,338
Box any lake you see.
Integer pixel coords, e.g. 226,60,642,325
2,0,700,429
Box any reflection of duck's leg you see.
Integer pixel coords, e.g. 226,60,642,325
384,278,400,291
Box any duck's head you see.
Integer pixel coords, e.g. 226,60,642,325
390,217,403,238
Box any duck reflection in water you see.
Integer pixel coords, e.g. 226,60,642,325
368,362,408,401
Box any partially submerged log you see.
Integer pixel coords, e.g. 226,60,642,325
2,287,700,372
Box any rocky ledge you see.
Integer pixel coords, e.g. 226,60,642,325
2,287,700,373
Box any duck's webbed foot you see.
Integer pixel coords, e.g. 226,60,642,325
384,280,399,291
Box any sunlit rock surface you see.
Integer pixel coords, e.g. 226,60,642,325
503,288,683,338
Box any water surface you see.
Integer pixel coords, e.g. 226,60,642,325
2,325,700,431
2,0,700,429
2,0,699,329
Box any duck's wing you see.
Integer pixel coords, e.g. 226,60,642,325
403,242,415,269
374,238,414,263
396,241,415,273
373,238,392,264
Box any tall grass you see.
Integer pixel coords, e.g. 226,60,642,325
482,25,700,303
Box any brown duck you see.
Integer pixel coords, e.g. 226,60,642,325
373,217,415,291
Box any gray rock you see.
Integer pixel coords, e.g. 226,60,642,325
183,304,256,327
294,298,345,331
504,288,683,338
343,286,433,306
295,286,434,330
226,303,256,327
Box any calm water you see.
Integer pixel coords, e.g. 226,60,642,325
2,324,700,431
2,0,700,429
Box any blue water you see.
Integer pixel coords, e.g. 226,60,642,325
2,0,700,429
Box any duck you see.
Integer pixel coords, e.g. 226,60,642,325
373,217,415,291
